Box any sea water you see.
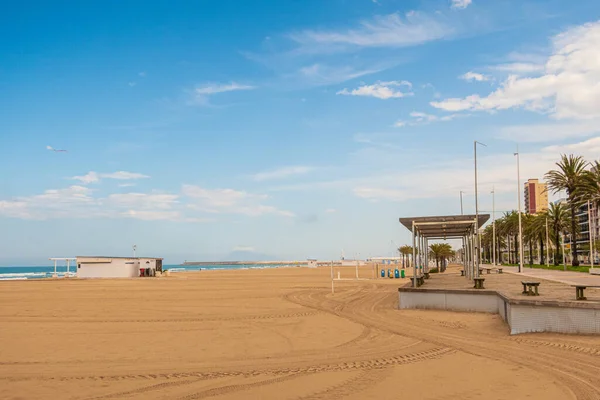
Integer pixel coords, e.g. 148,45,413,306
0,264,297,280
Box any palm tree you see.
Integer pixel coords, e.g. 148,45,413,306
398,245,413,268
544,202,571,265
429,243,454,271
498,211,519,264
529,213,549,265
545,154,589,266
582,160,600,206
522,213,537,265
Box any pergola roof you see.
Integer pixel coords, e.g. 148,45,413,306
399,214,490,239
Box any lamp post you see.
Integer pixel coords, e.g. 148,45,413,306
514,146,524,273
588,200,594,271
546,217,550,267
492,187,496,266
133,244,137,258
460,191,464,215
474,141,486,277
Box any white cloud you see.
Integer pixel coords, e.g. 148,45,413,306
298,64,382,86
195,82,256,95
432,21,600,120
128,82,136,87
102,171,150,180
289,11,453,49
71,171,149,184
451,0,472,9
72,172,100,184
120,210,180,221
138,71,146,77
182,185,294,217
352,136,600,204
118,183,136,188
252,166,314,182
107,193,179,210
497,120,600,142
325,208,337,213
459,72,490,82
0,186,100,220
490,63,544,74
337,80,413,99
394,111,466,127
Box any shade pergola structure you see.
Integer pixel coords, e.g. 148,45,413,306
399,214,490,287
49,258,76,278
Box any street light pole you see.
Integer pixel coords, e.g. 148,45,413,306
546,217,550,267
514,146,524,273
588,200,594,271
474,140,486,277
460,191,464,215
492,187,496,266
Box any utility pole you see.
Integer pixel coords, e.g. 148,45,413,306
514,146,524,273
460,191,464,215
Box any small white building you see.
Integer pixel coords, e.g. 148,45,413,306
307,259,318,268
76,257,163,278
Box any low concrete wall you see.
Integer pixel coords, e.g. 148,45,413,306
398,287,600,335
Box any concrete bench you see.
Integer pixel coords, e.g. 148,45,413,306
573,285,600,301
497,268,503,274
473,277,485,289
485,268,492,274
522,281,540,296
424,272,430,279
460,270,465,276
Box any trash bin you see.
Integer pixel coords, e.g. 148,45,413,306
401,270,405,278
381,269,385,278
387,269,392,278
394,269,400,279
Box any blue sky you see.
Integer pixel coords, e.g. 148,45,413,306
1,0,600,265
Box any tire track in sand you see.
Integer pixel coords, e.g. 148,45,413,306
296,367,393,400
1,311,320,325
283,287,600,400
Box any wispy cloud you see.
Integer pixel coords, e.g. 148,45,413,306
459,72,490,82
195,82,256,95
289,11,454,51
394,111,467,127
71,171,149,184
191,82,257,105
297,64,382,86
337,80,413,99
451,0,472,10
182,185,294,217
252,166,314,182
489,63,544,74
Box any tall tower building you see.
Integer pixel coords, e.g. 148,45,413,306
524,179,549,214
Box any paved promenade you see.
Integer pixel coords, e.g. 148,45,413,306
480,264,600,287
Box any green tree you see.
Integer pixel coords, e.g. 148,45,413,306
398,245,413,268
543,202,572,266
545,154,588,266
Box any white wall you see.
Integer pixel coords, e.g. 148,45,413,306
77,258,141,278
399,289,600,335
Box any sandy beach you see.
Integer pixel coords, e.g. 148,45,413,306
1,265,599,399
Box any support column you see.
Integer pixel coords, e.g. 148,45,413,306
412,223,417,287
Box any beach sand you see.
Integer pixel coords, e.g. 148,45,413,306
1,265,599,399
